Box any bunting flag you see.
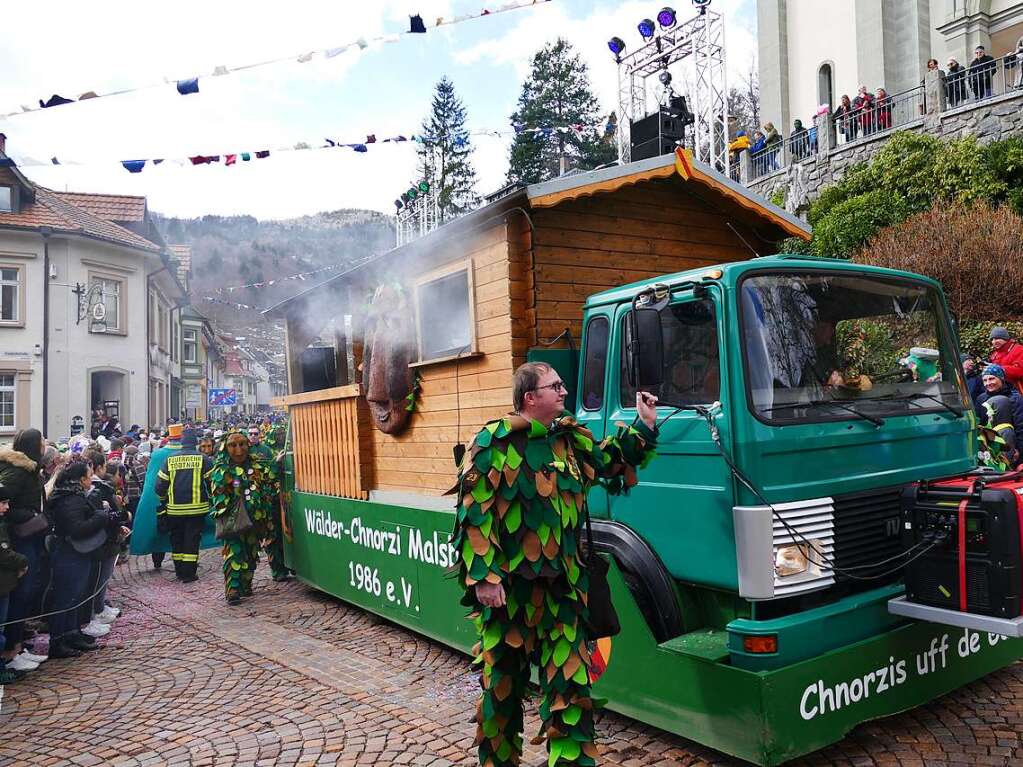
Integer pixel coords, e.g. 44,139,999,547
1,1,554,121
5,117,614,173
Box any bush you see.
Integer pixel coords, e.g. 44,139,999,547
983,136,1023,215
933,136,1005,204
812,189,908,258
868,132,944,214
854,200,1023,322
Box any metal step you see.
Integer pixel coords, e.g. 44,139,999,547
888,595,1023,637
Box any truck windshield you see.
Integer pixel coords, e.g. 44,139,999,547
740,271,965,423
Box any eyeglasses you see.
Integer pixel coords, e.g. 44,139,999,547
533,381,567,394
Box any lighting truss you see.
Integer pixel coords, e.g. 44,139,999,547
616,8,727,171
395,189,440,247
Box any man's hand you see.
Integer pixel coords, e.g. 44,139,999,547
636,391,659,430
475,580,506,608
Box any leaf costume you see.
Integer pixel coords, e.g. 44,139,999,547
452,412,656,767
208,434,288,601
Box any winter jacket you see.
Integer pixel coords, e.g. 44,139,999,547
154,449,212,516
750,136,766,154
965,371,985,405
990,341,1023,391
48,486,110,542
0,449,43,527
88,478,130,528
975,385,1023,435
764,124,781,146
0,516,29,596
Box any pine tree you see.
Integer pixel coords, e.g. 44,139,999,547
417,77,481,222
506,38,615,184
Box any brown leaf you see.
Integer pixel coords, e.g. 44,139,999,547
549,694,569,712
467,526,491,556
552,437,567,460
495,495,511,518
535,470,555,498
562,652,582,681
503,464,520,486
488,467,502,488
479,494,495,514
624,465,638,488
542,533,559,559
484,571,503,584
504,626,524,648
582,742,599,758
522,531,542,562
494,674,513,701
546,662,558,683
531,585,545,606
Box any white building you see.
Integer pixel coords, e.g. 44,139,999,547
0,136,187,438
758,0,1023,134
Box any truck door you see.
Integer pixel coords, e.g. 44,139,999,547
605,295,738,591
575,310,612,518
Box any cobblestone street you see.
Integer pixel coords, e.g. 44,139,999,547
1,549,1022,767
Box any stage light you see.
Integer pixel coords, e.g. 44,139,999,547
401,192,411,204
394,199,404,210
638,18,656,39
657,7,677,28
407,187,419,200
418,181,430,193
658,70,673,87
692,0,712,14
608,37,626,58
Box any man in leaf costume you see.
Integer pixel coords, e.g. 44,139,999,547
208,430,288,605
453,362,658,767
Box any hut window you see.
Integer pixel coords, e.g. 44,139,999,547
414,261,476,363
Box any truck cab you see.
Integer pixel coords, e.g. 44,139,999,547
572,255,975,671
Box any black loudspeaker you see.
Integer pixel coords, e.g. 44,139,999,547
630,107,687,161
300,346,337,393
901,477,1023,618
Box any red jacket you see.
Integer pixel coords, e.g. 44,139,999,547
991,340,1023,390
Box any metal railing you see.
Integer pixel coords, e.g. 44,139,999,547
749,142,783,180
834,86,925,146
947,53,1022,107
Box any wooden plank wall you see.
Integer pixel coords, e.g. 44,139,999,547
289,387,369,500
526,177,758,343
367,223,517,496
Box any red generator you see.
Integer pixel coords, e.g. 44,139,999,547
901,471,1023,619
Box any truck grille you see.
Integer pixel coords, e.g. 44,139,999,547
831,486,903,581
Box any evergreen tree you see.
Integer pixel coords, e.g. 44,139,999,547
417,77,481,222
506,38,615,184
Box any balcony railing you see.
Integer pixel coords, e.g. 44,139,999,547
835,87,925,146
947,54,1023,108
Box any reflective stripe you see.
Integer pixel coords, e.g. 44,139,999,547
993,423,1013,431
157,471,169,481
177,553,199,562
166,504,210,515
192,463,201,507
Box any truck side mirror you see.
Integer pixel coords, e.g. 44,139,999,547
626,307,665,389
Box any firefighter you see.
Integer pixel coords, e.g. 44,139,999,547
154,428,213,583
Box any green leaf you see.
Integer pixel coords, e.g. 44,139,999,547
571,664,589,684
562,622,576,642
537,522,551,546
476,429,493,449
528,419,548,438
525,440,549,470
505,443,523,470
553,637,571,667
483,621,502,650
471,477,493,504
505,500,522,533
461,539,475,570
479,513,493,538
490,447,507,472
547,739,563,767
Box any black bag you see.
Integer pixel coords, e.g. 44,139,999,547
11,511,49,538
69,526,109,560
215,496,254,539
582,509,621,639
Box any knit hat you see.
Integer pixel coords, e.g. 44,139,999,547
181,428,198,449
0,483,13,502
984,363,1007,380
990,326,1011,341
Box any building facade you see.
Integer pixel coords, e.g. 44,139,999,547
759,0,1023,134
0,136,196,438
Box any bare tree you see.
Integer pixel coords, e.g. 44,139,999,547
728,55,761,138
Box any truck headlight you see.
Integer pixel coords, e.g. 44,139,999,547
775,541,822,578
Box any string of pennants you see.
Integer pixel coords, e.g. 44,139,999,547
1,0,553,121
5,118,617,172
207,261,349,294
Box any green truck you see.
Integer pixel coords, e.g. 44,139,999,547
280,255,1022,765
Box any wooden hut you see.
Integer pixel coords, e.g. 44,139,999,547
266,149,809,504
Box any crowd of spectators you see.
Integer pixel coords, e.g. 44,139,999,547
729,41,1023,179
0,413,285,680
963,327,1023,470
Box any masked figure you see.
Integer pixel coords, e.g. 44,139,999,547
208,430,288,604
362,285,417,435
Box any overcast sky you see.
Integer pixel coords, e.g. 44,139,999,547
1,0,756,220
